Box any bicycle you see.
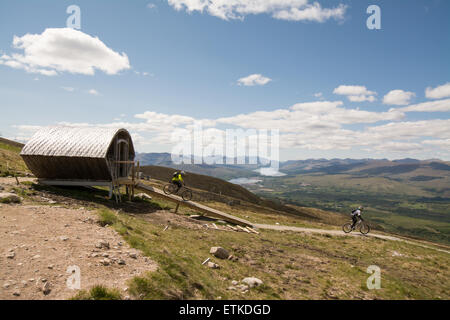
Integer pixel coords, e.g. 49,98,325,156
163,183,193,201
342,217,370,235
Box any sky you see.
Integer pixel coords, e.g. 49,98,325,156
0,0,449,161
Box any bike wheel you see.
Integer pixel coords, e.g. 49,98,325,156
342,223,353,233
163,184,176,195
181,189,192,201
360,223,370,235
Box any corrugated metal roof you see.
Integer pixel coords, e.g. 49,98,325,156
20,126,130,158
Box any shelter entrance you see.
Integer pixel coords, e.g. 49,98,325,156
117,139,130,178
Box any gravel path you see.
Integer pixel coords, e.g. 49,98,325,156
254,223,450,254
0,204,157,300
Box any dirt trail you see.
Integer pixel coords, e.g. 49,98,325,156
253,223,450,254
0,204,157,300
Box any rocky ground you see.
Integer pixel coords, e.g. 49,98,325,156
0,181,157,299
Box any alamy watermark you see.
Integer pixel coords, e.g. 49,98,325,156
366,265,381,289
367,5,381,30
66,265,81,290
170,122,281,175
66,5,81,29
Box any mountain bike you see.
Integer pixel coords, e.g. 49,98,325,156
342,217,370,235
163,183,193,201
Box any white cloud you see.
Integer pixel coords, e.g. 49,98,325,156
272,2,347,22
383,89,415,105
12,99,449,159
398,98,450,112
237,74,272,86
216,100,404,133
167,0,347,23
147,3,157,9
425,82,450,99
333,85,377,102
61,87,75,92
314,92,323,98
88,89,100,95
423,139,450,149
0,28,130,76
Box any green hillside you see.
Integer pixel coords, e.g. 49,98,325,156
0,137,29,176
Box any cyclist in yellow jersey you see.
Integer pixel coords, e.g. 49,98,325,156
171,170,185,191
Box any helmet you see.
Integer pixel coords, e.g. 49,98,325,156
358,206,364,210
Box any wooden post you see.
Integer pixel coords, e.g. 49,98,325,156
174,203,180,213
137,161,140,183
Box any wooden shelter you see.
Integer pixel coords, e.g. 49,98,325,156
20,126,139,201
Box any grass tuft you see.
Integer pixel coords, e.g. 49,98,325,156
71,285,122,300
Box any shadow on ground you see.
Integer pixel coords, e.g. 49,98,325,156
31,183,165,214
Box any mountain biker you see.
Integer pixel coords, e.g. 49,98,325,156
351,206,364,229
171,170,185,191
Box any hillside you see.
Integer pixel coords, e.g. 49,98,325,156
0,137,29,176
135,153,450,244
1,175,448,300
1,139,449,300
139,165,322,221
253,160,450,244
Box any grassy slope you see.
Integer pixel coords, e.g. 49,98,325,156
103,198,450,300
8,168,450,300
0,137,29,176
257,168,450,244
2,138,449,299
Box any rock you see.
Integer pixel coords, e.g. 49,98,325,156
242,277,263,288
95,240,110,249
391,251,404,257
42,282,51,295
0,192,22,203
0,185,4,191
100,258,111,266
6,251,15,259
48,264,54,269
117,259,126,265
236,284,249,291
207,261,220,269
231,280,238,285
13,290,21,296
227,286,236,291
129,252,137,259
210,247,230,259
136,193,152,201
59,236,69,241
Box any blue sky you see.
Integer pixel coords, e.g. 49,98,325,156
0,0,449,161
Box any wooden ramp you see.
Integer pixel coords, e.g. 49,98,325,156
135,183,254,228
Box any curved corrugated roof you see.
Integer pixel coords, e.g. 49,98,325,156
20,126,133,158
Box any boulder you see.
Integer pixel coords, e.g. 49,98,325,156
100,258,111,266
42,282,51,295
0,192,22,203
95,240,110,249
136,193,152,201
210,247,229,259
207,261,220,269
242,277,263,288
